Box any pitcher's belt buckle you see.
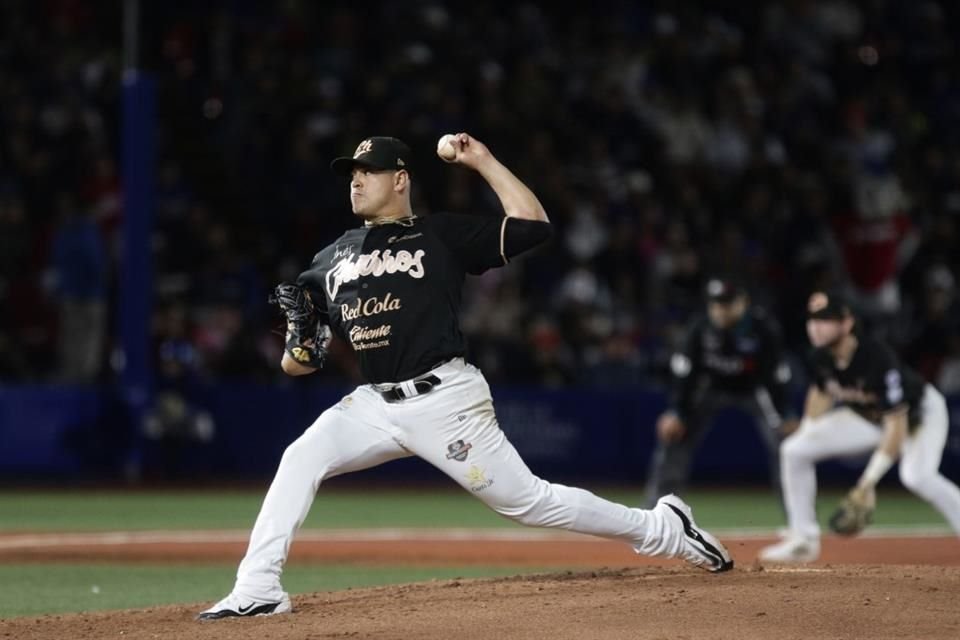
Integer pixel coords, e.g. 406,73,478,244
380,374,441,403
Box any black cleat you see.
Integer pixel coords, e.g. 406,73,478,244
657,494,734,572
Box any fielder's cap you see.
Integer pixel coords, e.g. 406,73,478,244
807,290,852,320
704,276,746,303
330,136,413,176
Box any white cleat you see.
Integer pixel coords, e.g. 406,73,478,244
197,592,292,621
758,534,820,564
656,494,734,572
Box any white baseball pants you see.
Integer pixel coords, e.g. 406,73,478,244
780,384,960,539
233,358,682,601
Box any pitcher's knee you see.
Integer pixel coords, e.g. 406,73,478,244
278,437,332,481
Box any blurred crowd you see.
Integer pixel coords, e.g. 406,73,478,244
2,0,960,395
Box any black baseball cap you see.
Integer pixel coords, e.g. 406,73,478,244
330,136,414,176
807,290,852,320
704,276,746,303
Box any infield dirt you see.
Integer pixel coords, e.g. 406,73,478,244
2,534,959,639
4,564,959,640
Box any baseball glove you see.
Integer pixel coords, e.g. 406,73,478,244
828,487,875,536
269,283,331,368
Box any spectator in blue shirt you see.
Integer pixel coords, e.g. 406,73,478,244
50,195,108,383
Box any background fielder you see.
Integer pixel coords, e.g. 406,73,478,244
198,133,732,620
644,276,796,508
760,290,960,563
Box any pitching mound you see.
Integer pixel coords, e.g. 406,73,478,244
6,564,959,640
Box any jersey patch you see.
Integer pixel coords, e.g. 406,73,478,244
465,465,495,492
445,439,472,462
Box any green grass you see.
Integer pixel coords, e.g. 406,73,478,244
0,562,552,618
0,486,951,618
0,488,513,531
0,487,949,532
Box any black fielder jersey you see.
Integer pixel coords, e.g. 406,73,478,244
296,213,549,384
669,308,792,422
808,333,927,428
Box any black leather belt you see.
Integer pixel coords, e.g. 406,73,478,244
380,374,442,403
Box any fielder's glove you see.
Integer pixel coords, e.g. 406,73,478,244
828,486,875,536
269,283,331,369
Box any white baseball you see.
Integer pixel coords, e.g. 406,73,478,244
437,134,458,162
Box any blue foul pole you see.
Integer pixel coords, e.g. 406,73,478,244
119,70,155,412
119,0,155,478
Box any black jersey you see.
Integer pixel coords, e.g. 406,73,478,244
808,333,927,428
296,213,549,384
669,308,792,422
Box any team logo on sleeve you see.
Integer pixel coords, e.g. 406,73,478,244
445,440,473,462
885,369,904,405
670,353,692,377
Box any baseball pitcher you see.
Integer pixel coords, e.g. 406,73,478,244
760,290,960,563
198,134,732,620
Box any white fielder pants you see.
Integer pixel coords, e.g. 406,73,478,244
234,358,682,600
780,384,960,539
